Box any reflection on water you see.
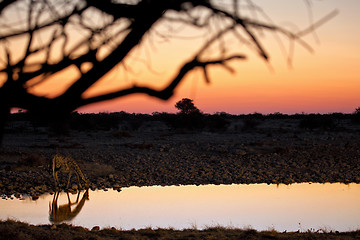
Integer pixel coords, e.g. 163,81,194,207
49,190,89,224
1,183,360,232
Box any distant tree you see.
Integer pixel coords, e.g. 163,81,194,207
175,98,200,115
354,107,360,115
0,0,337,145
353,107,360,124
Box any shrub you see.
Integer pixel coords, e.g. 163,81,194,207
203,114,229,131
241,118,261,131
299,115,336,130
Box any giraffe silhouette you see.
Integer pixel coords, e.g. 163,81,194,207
49,189,89,224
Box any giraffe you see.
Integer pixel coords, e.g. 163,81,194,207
49,189,89,224
52,153,89,190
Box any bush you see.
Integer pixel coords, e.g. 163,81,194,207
299,115,336,130
203,114,229,131
241,118,261,131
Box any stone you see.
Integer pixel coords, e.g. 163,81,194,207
91,226,100,231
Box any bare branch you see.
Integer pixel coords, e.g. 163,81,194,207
79,54,246,107
297,9,339,37
0,4,88,41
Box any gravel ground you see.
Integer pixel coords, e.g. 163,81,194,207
0,118,360,199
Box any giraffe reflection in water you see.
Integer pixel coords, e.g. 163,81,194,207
49,189,89,224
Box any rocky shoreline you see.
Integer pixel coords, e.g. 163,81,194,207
1,117,359,199
2,219,360,240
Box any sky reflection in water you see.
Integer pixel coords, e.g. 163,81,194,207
1,183,360,232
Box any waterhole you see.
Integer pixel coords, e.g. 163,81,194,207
1,183,359,232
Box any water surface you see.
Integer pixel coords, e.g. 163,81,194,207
1,183,360,232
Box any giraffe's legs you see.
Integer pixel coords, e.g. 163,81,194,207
67,172,72,189
75,191,80,202
54,172,60,190
55,191,59,203
75,173,82,188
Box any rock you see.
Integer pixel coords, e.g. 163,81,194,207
91,226,100,231
237,150,247,155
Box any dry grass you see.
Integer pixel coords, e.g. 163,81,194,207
1,220,360,240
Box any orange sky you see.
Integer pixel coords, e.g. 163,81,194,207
6,0,359,114
77,1,360,114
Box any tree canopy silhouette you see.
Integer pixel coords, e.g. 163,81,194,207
0,0,337,143
175,98,200,115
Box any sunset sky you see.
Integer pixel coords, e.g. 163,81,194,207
8,0,359,115
77,1,360,114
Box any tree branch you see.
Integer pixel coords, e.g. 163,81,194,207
78,55,246,107
60,3,167,102
0,3,88,41
0,0,337,130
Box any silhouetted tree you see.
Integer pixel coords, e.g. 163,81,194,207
353,107,360,124
0,0,337,145
175,98,200,115
355,107,360,115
